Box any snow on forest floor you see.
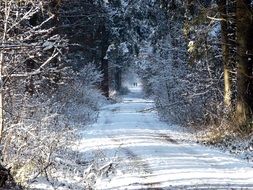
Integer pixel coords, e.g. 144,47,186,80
74,86,253,190
31,86,253,190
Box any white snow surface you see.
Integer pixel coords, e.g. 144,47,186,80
73,86,253,190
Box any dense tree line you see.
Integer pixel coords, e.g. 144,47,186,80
103,0,252,141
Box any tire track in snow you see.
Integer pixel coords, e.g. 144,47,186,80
158,133,179,144
102,104,153,177
111,139,165,190
156,132,230,170
107,105,165,189
110,137,153,175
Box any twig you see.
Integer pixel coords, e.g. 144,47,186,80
9,51,59,77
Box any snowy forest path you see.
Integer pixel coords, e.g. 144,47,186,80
76,86,253,190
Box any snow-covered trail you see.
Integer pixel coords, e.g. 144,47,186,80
76,87,253,190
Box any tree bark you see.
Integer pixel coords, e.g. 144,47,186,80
101,58,109,97
115,66,122,92
218,0,233,109
100,24,110,97
0,52,4,143
0,0,9,142
236,0,253,126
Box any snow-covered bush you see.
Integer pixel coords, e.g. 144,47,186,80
136,27,223,126
0,60,106,187
55,63,107,127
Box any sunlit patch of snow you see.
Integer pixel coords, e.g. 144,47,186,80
71,86,253,189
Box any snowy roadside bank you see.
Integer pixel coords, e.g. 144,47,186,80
196,128,253,164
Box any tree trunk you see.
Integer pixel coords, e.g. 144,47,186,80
0,1,9,142
0,52,4,143
227,0,237,109
218,0,233,109
101,58,109,97
99,24,110,97
115,66,122,92
235,0,253,126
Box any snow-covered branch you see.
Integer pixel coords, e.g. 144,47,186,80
9,52,59,78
